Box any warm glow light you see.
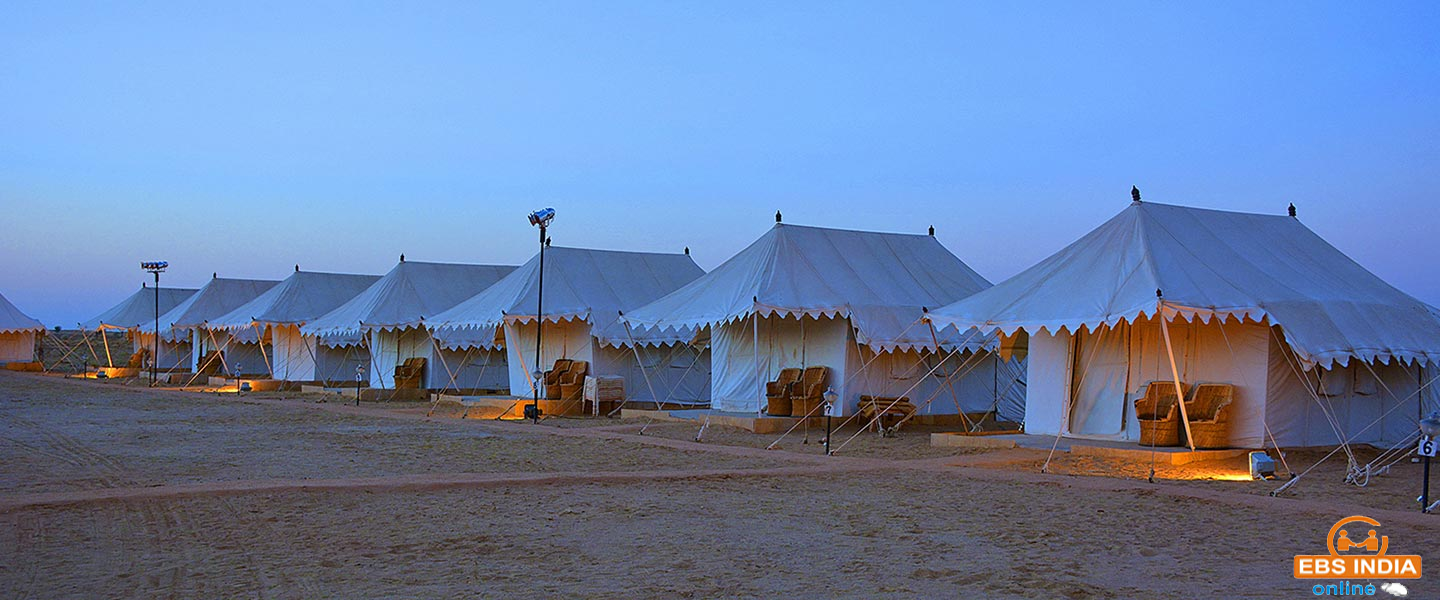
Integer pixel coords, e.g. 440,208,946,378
1164,470,1255,482
1199,473,1256,482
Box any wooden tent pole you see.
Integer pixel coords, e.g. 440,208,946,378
1157,299,1196,451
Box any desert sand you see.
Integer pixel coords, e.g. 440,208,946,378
0,370,1433,598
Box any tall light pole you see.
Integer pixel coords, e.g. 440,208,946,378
1419,412,1440,513
141,261,168,386
525,208,555,424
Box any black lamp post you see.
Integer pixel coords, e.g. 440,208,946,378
823,387,838,456
141,261,168,386
1419,412,1440,513
355,364,365,406
525,208,555,424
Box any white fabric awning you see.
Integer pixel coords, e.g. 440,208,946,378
926,201,1440,369
620,223,996,353
0,291,44,334
80,284,197,331
209,270,380,332
302,261,517,339
430,246,705,349
140,277,280,341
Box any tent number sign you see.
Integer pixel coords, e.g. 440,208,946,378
1420,436,1438,458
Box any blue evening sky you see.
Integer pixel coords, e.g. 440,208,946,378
2,2,1437,326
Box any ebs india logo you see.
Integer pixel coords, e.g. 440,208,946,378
1293,516,1421,583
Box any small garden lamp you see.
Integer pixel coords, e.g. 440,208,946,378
823,387,838,456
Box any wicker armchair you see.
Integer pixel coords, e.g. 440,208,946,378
1184,383,1234,449
1134,381,1186,447
195,350,224,376
394,357,426,389
765,368,802,416
858,395,916,433
127,347,150,369
558,361,589,403
543,359,574,399
788,366,830,417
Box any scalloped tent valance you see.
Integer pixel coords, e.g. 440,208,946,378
926,201,1440,369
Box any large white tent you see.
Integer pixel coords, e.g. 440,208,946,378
80,283,197,368
927,200,1440,448
0,291,44,364
431,247,707,403
209,269,380,382
303,259,516,389
621,223,1024,419
142,275,280,376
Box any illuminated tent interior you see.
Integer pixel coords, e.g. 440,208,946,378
209,268,381,383
79,283,197,368
430,246,708,404
622,222,1025,420
303,259,516,390
0,291,44,364
926,199,1440,449
141,275,281,376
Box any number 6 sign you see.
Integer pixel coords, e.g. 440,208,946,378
1420,436,1438,458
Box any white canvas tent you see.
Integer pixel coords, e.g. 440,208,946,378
0,291,44,364
927,200,1440,449
79,283,197,368
430,247,708,403
303,260,516,389
209,269,380,382
142,275,281,376
621,223,1025,419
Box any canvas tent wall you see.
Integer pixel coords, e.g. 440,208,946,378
622,223,1025,419
79,283,197,368
430,247,708,402
0,291,44,364
303,260,516,389
142,275,281,376
209,269,380,382
927,200,1440,449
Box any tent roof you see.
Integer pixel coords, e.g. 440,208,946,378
620,223,994,351
209,270,380,331
0,291,44,334
302,261,517,338
141,277,280,339
80,284,198,331
430,247,704,348
926,201,1440,369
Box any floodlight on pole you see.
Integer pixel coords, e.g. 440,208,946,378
141,261,168,386
525,208,555,424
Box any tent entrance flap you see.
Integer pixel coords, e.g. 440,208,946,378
1067,324,1131,439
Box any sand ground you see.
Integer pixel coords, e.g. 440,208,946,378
1,371,1434,598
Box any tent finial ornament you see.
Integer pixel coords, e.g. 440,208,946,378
399,254,405,262
928,225,935,236
1132,186,1141,203
1288,202,1296,217
684,246,690,255
213,272,217,279
775,210,782,223
295,264,300,272
545,237,552,247
1156,288,1163,298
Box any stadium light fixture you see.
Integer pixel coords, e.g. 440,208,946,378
141,261,168,386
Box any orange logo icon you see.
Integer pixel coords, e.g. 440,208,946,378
1293,516,1422,579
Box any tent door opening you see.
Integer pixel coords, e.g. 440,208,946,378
1067,323,1131,438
